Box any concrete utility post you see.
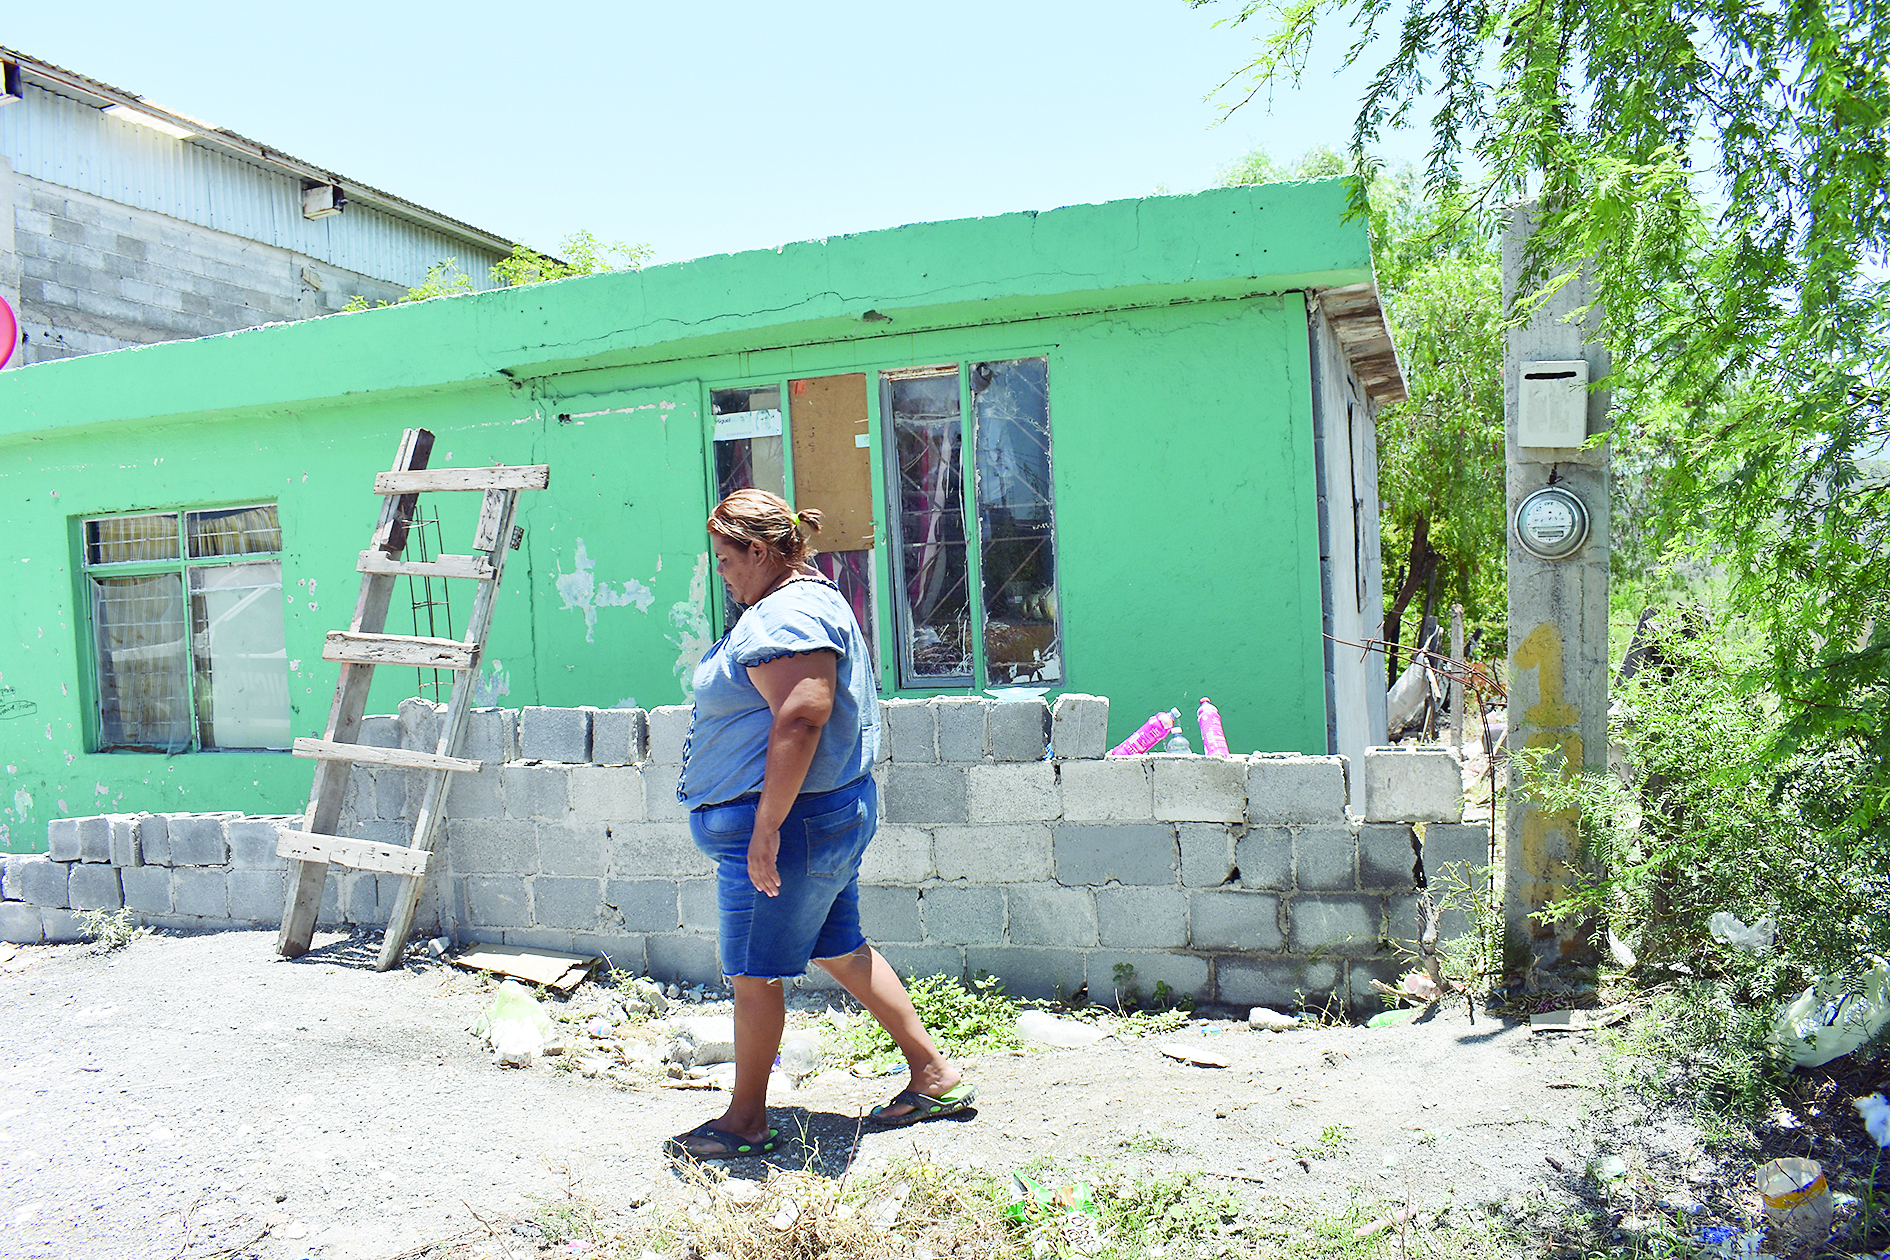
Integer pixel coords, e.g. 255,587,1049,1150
1502,204,1611,983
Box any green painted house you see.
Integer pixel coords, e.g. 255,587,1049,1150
0,181,1402,852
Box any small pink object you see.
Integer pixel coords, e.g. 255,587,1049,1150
1197,697,1229,758
1108,709,1175,757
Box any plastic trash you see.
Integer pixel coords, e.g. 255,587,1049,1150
779,1032,822,1081
1366,1009,1418,1028
1248,1007,1299,1032
1770,955,1890,1069
1708,911,1775,954
1197,697,1230,758
471,980,554,1067
1015,1009,1108,1048
1161,724,1192,754
1695,1225,1765,1259
1855,1093,1890,1147
1108,709,1177,757
1758,1157,1834,1246
1004,1173,1097,1225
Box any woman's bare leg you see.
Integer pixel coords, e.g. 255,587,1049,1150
676,974,783,1155
815,946,960,1117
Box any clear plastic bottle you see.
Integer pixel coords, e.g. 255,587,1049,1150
779,1033,821,1081
1162,713,1191,754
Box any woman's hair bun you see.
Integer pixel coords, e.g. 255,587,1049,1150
795,506,824,536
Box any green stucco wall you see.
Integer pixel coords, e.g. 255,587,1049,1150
0,182,1370,851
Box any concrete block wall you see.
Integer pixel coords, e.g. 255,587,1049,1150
2,694,1470,1010
10,174,408,364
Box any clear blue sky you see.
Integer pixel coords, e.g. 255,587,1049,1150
6,1,1428,265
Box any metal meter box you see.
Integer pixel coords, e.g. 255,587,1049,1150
1518,359,1589,447
1513,485,1590,560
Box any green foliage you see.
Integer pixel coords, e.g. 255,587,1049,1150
1196,0,1890,848
343,229,651,311
1604,980,1785,1143
826,973,1021,1070
75,907,137,950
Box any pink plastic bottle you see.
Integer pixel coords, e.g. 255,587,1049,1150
1197,697,1230,758
1108,709,1176,757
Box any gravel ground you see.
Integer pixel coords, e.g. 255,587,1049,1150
0,928,1701,1260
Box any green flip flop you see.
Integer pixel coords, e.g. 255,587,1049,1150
666,1122,782,1160
868,1081,979,1128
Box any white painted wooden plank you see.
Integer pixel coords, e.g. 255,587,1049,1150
322,632,476,671
356,551,494,580
373,466,549,494
291,737,482,774
472,489,507,550
276,831,431,877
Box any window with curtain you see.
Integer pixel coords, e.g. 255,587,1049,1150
83,505,291,752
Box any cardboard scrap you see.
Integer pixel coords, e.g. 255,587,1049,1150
451,944,599,992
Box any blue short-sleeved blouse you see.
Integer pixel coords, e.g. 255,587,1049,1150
678,575,880,809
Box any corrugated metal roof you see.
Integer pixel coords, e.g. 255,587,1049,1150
0,47,514,289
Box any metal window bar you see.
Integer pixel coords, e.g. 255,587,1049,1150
403,512,457,701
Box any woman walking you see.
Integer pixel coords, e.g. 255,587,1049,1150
668,489,976,1159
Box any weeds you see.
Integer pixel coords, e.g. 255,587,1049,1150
74,907,137,950
825,973,1021,1072
1293,1124,1353,1160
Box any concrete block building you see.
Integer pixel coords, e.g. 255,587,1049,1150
0,47,515,365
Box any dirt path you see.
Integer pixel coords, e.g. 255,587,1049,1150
0,929,1686,1260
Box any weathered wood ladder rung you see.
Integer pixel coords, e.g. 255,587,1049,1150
276,428,548,971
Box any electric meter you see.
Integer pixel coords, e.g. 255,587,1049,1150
1513,485,1590,561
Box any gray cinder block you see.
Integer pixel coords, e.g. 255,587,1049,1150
987,698,1049,761
17,855,70,908
1292,826,1358,891
1361,746,1463,823
137,815,171,867
1233,827,1293,891
881,764,968,825
858,826,935,885
962,946,1086,1002
357,714,402,748
1152,755,1247,823
167,816,229,866
920,885,1005,945
1420,822,1492,885
445,819,538,875
532,876,606,931
1214,956,1341,1010
446,767,505,820
1245,755,1350,824
1005,883,1098,947
1086,950,1209,1003
1095,886,1188,949
645,933,722,986
1052,823,1177,887
171,868,229,919
462,707,520,764
120,866,171,915
520,706,593,764
77,816,112,863
882,699,938,763
109,815,142,868
859,885,923,944
591,707,648,766
500,765,570,821
1,854,25,901
343,872,392,925
647,706,693,765
226,819,286,869
605,823,712,879
877,944,967,982
1359,824,1419,889
41,909,88,944
0,901,43,944
1287,895,1382,957
1189,891,1285,952
605,878,681,933
1058,758,1153,822
228,870,285,923
1050,693,1109,760
537,823,607,876
933,825,1052,883
67,864,123,910
398,697,444,756
967,763,1060,823
642,765,689,822
465,875,532,928
46,817,81,862
932,697,987,763
1179,825,1238,888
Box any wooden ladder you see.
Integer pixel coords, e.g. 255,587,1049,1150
275,428,549,971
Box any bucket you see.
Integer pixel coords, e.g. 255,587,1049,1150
1757,1157,1832,1246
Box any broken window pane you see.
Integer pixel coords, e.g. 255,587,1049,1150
188,561,291,750
91,573,192,752
886,370,972,684
813,548,879,673
710,386,788,626
85,513,179,566
972,358,1061,685
187,504,281,559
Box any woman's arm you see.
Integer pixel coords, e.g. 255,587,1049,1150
744,650,839,895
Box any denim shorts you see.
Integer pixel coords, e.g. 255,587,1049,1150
688,776,877,980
